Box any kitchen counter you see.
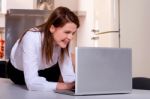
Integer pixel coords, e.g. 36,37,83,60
0,78,150,99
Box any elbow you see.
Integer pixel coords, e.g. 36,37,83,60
26,82,36,91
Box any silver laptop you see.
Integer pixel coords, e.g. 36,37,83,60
55,47,132,95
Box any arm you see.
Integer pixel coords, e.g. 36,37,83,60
57,49,75,90
71,52,75,73
21,31,57,91
58,52,75,83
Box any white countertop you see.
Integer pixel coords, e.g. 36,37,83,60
0,78,150,99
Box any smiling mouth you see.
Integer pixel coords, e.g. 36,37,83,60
62,40,69,45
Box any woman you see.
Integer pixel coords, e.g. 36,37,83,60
7,6,80,91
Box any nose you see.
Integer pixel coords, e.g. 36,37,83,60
67,34,73,40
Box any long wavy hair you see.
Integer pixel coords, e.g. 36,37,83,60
19,6,80,64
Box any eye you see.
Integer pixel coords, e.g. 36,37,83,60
72,32,76,35
65,31,71,34
64,30,76,35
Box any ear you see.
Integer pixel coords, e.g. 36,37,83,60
49,25,56,33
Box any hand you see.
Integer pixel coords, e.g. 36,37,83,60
56,82,75,90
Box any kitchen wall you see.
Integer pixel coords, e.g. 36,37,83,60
120,0,150,77
7,0,34,9
0,0,35,27
55,0,77,11
0,14,5,27
3,0,35,13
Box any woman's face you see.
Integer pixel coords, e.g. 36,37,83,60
50,22,77,48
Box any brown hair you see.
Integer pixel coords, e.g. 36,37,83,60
20,6,80,64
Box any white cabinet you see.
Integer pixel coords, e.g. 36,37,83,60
93,0,119,32
97,32,119,47
92,0,119,48
77,0,119,47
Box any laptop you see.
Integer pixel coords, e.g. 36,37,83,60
55,47,132,95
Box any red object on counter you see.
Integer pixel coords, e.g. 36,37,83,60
0,39,5,59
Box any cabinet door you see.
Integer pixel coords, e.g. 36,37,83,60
93,0,119,47
93,0,119,32
98,32,119,47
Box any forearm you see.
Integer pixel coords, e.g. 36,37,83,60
56,82,75,90
25,76,57,91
